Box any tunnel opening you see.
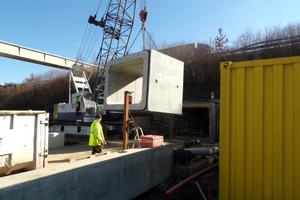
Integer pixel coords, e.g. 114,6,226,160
176,107,210,137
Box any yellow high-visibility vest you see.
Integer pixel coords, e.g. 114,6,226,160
89,120,105,146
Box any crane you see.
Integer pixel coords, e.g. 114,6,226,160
88,0,137,104
59,0,138,123
55,0,155,124
85,0,155,106
53,0,146,131
72,0,155,109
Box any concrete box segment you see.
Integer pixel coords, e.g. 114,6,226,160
104,50,184,114
0,145,173,200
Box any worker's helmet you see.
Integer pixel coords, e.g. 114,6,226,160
95,114,102,119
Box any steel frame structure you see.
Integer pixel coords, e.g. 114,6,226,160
93,0,137,103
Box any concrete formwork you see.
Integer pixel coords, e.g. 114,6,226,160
0,145,173,200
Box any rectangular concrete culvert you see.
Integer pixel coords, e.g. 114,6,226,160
104,50,184,115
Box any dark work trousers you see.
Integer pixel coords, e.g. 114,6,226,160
92,145,103,155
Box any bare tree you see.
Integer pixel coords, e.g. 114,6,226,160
233,30,262,48
234,23,300,49
213,28,229,52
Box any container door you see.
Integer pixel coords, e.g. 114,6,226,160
36,113,49,169
0,115,14,170
13,115,36,164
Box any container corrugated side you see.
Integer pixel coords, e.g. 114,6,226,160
220,56,300,200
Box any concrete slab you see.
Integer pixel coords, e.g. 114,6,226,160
0,144,173,200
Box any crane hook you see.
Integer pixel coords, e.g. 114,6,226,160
139,7,147,23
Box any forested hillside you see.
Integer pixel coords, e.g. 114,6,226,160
1,23,300,113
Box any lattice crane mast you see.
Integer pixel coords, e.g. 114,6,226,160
88,0,137,105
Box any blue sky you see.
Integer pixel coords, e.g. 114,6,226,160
1,0,300,83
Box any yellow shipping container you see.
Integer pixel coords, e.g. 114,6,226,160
220,56,300,200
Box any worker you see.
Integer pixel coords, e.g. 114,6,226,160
89,114,106,154
75,97,81,114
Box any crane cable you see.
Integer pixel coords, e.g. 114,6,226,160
78,0,112,86
81,27,99,62
73,0,107,92
127,0,157,52
76,25,94,61
76,23,89,60
95,0,103,15
75,0,106,62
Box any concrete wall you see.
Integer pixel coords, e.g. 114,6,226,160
0,145,173,200
48,132,64,149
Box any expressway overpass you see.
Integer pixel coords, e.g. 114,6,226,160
0,40,97,70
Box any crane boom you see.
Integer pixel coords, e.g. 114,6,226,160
90,0,137,104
